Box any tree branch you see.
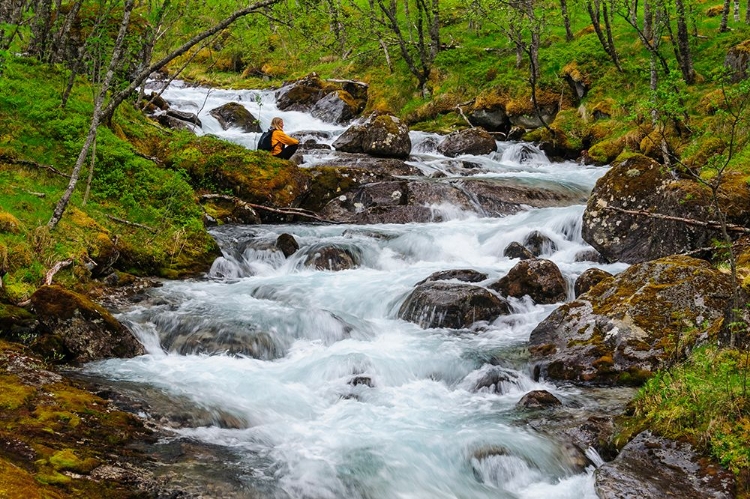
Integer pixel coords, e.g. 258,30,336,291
106,215,157,233
604,206,750,233
200,194,342,224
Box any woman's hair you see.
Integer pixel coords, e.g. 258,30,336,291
270,117,284,130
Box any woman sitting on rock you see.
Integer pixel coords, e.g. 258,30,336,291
269,117,299,160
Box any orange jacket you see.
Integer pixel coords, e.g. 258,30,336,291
271,130,299,156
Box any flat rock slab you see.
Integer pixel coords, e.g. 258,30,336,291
595,431,735,499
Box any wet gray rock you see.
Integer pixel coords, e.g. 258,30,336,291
529,256,732,385
333,112,412,158
469,366,523,394
163,329,278,359
398,281,510,329
523,230,558,257
318,177,589,225
276,233,299,258
489,259,567,304
582,154,750,264
209,102,261,132
468,106,510,133
516,390,562,409
275,74,367,119
595,431,735,499
417,269,488,285
574,268,613,297
437,127,498,157
303,245,359,271
166,108,201,126
311,90,360,124
503,242,534,260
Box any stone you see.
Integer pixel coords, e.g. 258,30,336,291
595,431,735,499
332,112,412,158
275,233,299,258
437,127,498,157
489,259,567,304
529,256,732,385
574,268,613,297
29,285,144,364
398,281,510,329
503,242,534,260
516,389,563,409
582,154,750,263
208,102,261,133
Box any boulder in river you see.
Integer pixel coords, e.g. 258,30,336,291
489,259,567,304
208,102,261,133
30,285,144,364
398,281,510,329
582,153,750,263
529,255,732,385
332,112,412,158
437,127,498,157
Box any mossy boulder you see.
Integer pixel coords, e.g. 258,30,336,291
561,62,590,101
505,90,559,129
0,210,21,233
437,127,497,157
276,74,367,119
468,90,510,132
529,255,733,385
332,112,412,158
582,154,750,263
725,39,750,82
29,285,144,364
208,102,261,133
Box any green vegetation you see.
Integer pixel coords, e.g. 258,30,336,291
621,346,750,490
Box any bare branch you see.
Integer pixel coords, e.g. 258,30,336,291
604,206,750,233
106,215,157,233
45,258,74,285
200,194,342,224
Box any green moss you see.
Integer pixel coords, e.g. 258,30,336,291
49,449,99,473
0,374,34,410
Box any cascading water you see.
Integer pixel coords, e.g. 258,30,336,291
82,81,630,498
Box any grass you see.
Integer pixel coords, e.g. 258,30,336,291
622,345,750,494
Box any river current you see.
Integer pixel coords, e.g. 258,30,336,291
82,82,630,498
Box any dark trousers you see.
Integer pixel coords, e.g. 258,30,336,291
274,144,299,160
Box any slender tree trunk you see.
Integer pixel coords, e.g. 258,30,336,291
560,0,574,41
675,0,694,83
720,0,730,31
734,0,740,20
644,0,653,40
587,0,622,71
49,0,135,230
602,1,622,71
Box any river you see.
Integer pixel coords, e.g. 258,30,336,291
81,81,630,498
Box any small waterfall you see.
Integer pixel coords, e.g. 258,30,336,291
499,142,550,165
